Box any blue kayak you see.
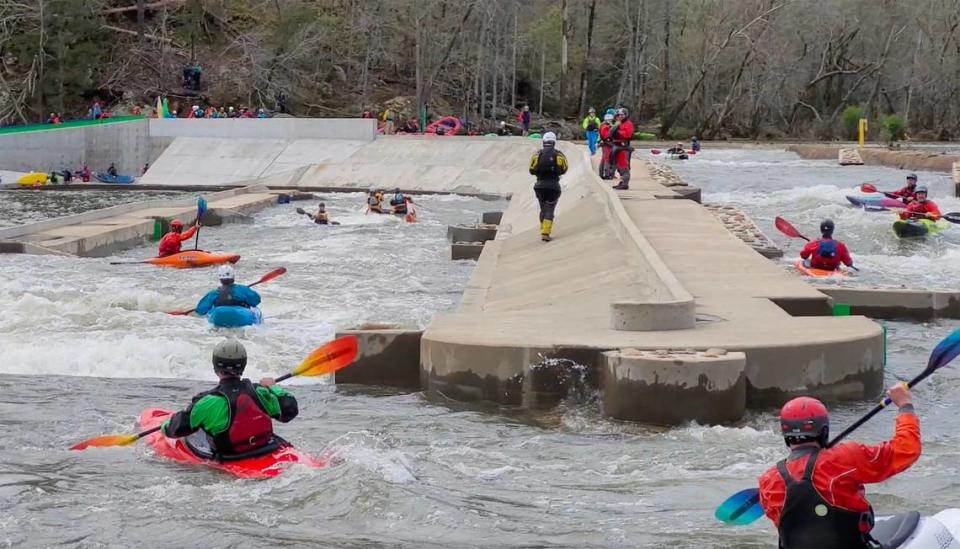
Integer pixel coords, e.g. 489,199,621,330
95,173,135,184
207,306,262,328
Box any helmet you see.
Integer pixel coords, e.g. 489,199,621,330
820,219,835,235
605,108,616,116
617,107,629,117
394,187,401,194
677,142,684,147
603,114,614,123
906,173,918,182
780,396,829,447
170,219,184,231
542,131,557,144
212,339,247,376
588,107,596,114
369,186,375,193
318,202,325,209
217,264,235,282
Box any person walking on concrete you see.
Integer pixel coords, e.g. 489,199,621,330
382,108,395,135
528,132,568,242
518,106,531,136
610,107,635,190
581,107,602,155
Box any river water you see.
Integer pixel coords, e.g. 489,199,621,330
1,176,958,548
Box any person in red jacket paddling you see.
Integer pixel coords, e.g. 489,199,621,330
799,219,853,272
899,185,940,221
758,384,920,548
888,173,918,203
158,218,199,257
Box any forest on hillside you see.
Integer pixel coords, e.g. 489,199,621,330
2,0,960,139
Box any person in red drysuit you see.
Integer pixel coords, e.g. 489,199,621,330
899,185,940,220
158,219,199,257
799,219,853,271
757,384,920,548
610,107,635,190
887,173,918,203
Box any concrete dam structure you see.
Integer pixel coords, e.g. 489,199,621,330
1,118,885,425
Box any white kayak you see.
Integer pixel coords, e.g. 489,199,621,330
873,509,960,548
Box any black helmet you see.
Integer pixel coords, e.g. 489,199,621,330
212,339,247,377
906,173,918,182
820,219,835,236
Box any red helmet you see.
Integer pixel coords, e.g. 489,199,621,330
780,396,829,447
170,219,184,230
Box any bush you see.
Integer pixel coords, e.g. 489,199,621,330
841,105,863,139
880,114,906,142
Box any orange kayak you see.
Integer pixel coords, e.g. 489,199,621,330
794,259,849,277
146,251,240,268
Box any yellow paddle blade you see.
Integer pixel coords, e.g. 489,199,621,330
69,433,141,450
291,335,359,378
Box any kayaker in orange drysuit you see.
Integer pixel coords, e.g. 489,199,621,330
158,219,199,257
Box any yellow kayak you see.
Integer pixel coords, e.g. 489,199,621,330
17,172,48,186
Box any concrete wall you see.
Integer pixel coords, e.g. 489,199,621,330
148,118,377,140
0,118,149,176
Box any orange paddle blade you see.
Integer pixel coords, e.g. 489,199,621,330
69,433,141,450
166,309,194,316
860,183,878,193
252,267,286,286
292,335,359,377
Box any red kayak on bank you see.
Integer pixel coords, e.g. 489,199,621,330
139,408,328,478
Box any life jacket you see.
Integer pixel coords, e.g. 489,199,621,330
776,447,875,549
367,195,380,208
214,285,247,308
532,148,561,178
314,211,329,224
207,379,277,460
817,239,837,259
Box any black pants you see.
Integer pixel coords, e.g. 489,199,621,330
535,187,561,222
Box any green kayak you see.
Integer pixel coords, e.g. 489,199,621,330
892,218,946,238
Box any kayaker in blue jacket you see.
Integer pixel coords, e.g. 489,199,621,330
162,339,298,460
195,265,261,315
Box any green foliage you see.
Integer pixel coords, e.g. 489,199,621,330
841,105,863,139
880,114,906,142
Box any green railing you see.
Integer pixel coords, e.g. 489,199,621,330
0,115,146,136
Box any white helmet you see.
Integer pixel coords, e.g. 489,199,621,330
603,113,614,123
543,131,557,144
217,264,235,282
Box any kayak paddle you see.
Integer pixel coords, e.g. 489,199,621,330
166,267,287,316
69,335,359,450
860,183,902,200
296,207,341,225
714,328,960,526
194,196,207,251
774,216,859,272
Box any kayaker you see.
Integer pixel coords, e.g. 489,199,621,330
161,339,298,460
581,107,601,155
666,142,686,155
900,185,940,221
691,136,701,152
367,188,383,214
758,384,920,548
309,202,331,225
889,174,918,203
195,265,261,315
107,163,118,177
610,107,635,190
529,131,568,242
157,218,199,257
799,219,853,272
389,188,409,215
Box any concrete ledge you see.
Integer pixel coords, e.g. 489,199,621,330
482,211,503,225
610,299,696,331
334,328,422,390
818,287,960,320
451,242,484,260
0,241,76,256
448,224,498,243
839,149,864,165
149,118,378,141
601,348,746,425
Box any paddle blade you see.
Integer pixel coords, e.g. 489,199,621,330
715,488,764,525
69,433,140,450
196,196,208,217
252,267,286,286
860,183,878,193
296,207,306,214
774,216,803,238
926,328,960,375
650,149,662,155
941,212,960,225
166,309,195,316
292,335,359,377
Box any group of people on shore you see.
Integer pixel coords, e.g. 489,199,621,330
184,105,269,119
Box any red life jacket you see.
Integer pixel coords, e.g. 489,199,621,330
209,379,276,459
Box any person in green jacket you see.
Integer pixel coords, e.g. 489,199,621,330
581,107,602,155
161,339,299,460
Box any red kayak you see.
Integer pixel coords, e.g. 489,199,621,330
112,250,241,268
139,408,328,478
